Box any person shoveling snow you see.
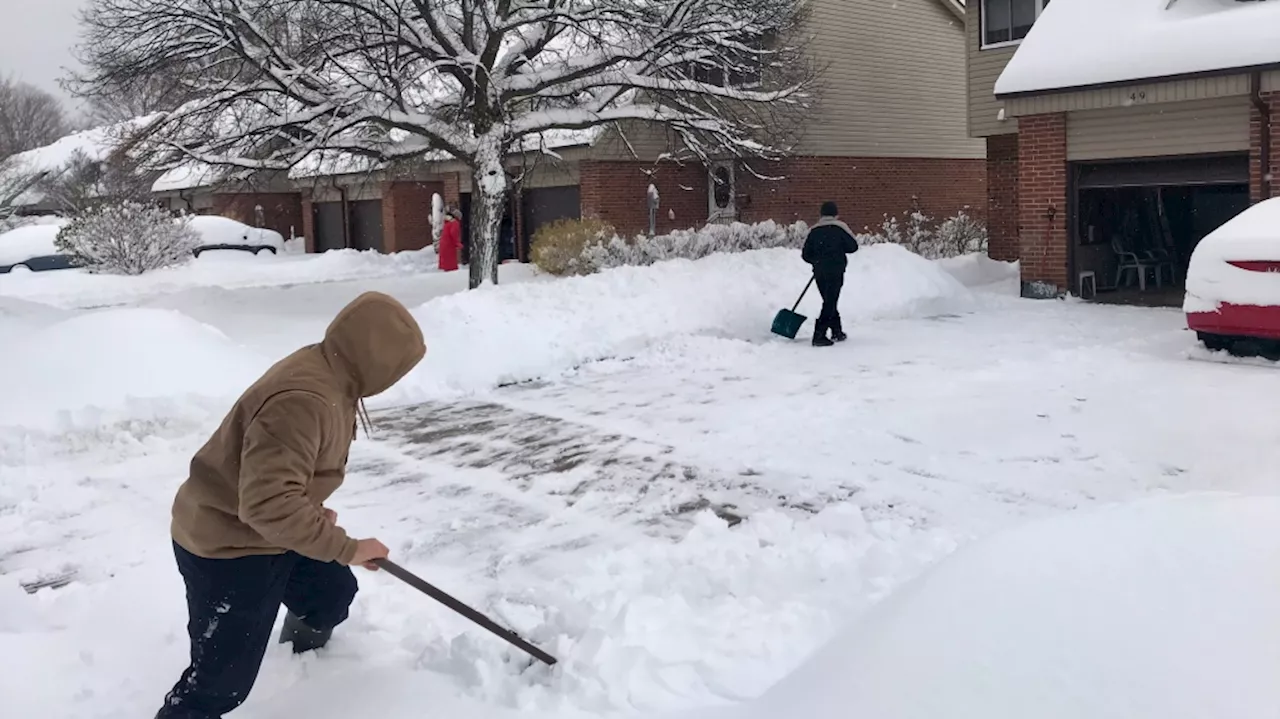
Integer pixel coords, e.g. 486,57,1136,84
156,291,427,719
801,201,859,347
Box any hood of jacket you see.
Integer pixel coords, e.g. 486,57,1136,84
320,291,426,398
815,216,856,236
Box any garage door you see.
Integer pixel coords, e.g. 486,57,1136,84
349,200,384,252
522,186,581,260
313,201,345,252
1075,154,1249,190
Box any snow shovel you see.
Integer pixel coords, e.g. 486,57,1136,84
770,276,815,339
374,559,558,666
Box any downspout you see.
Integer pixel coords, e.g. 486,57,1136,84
1251,71,1272,200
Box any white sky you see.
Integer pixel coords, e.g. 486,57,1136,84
0,0,85,109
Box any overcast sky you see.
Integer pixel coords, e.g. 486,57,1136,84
1,0,85,109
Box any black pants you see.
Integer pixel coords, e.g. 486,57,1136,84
814,271,845,338
157,542,358,719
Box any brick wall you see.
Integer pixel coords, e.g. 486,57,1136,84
736,157,986,234
986,135,1020,262
382,181,440,253
211,192,304,241
1251,91,1280,203
581,156,986,239
301,198,316,253
1016,113,1069,296
580,160,708,236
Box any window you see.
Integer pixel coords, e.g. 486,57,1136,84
982,0,1049,47
685,31,774,89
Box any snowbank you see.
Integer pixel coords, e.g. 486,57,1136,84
382,244,972,404
0,308,270,431
995,0,1280,96
0,224,63,265
936,253,1019,291
1183,197,1280,313
0,247,442,308
189,215,287,250
736,494,1280,719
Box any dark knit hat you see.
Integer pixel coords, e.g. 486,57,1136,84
820,201,839,218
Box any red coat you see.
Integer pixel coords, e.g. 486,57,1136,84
438,219,462,272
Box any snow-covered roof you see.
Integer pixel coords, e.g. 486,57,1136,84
0,115,163,207
994,0,1280,97
151,162,224,193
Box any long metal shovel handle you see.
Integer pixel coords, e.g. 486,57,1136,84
374,558,559,666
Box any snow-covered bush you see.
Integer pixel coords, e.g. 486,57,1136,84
856,209,987,260
530,218,616,276
55,201,199,275
577,220,809,274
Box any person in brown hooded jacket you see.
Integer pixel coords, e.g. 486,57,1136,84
155,291,426,719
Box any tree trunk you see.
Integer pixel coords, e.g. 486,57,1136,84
467,147,508,289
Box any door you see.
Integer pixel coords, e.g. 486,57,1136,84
349,200,384,252
522,186,581,261
313,201,346,253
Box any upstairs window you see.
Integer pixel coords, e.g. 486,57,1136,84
983,0,1050,47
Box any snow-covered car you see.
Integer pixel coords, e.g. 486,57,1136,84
1184,197,1280,352
0,224,80,274
188,216,286,257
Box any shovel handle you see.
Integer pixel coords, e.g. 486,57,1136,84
792,275,815,312
374,558,558,666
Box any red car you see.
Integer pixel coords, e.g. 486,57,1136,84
1185,197,1280,353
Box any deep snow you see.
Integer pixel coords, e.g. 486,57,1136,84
2,243,1278,719
1184,196,1280,312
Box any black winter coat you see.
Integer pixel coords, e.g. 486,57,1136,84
802,218,859,274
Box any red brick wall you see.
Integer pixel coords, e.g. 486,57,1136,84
581,156,986,238
382,181,441,253
301,197,316,253
1251,91,1280,203
580,160,708,236
1016,113,1069,295
211,193,304,241
736,157,986,234
986,134,1020,262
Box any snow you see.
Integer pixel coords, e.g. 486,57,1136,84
994,0,1280,96
151,161,222,193
0,116,163,207
188,215,286,250
1183,196,1280,312
738,494,1280,719
2,236,1279,719
0,223,66,265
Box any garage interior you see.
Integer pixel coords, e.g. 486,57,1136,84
1072,154,1251,306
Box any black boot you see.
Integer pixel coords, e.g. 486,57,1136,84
813,333,834,347
278,612,333,654
831,316,847,342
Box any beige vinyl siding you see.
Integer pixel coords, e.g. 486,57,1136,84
1265,70,1280,93
1005,74,1251,117
797,0,983,158
966,2,1017,137
1066,97,1251,161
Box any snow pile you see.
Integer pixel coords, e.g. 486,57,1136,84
0,247,444,308
384,245,972,403
995,0,1280,96
0,308,270,432
1184,197,1280,313
189,215,286,250
936,253,1020,291
736,494,1280,719
0,224,64,265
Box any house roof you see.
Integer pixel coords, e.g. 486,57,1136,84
0,115,162,207
994,0,1280,98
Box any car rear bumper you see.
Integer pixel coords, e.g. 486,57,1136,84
1187,303,1280,340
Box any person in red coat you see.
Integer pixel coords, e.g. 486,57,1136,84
438,209,463,272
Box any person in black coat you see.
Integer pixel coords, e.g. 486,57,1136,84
801,201,859,346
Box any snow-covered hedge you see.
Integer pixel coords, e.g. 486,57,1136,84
533,211,988,277
856,209,988,261
55,201,199,275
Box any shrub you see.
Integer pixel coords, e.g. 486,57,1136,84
578,220,809,274
855,209,988,260
530,217,616,276
56,201,198,275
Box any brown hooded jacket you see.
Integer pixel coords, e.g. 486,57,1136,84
170,291,426,565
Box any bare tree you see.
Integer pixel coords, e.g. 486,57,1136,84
75,0,817,288
37,148,156,215
0,157,46,224
0,77,70,160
